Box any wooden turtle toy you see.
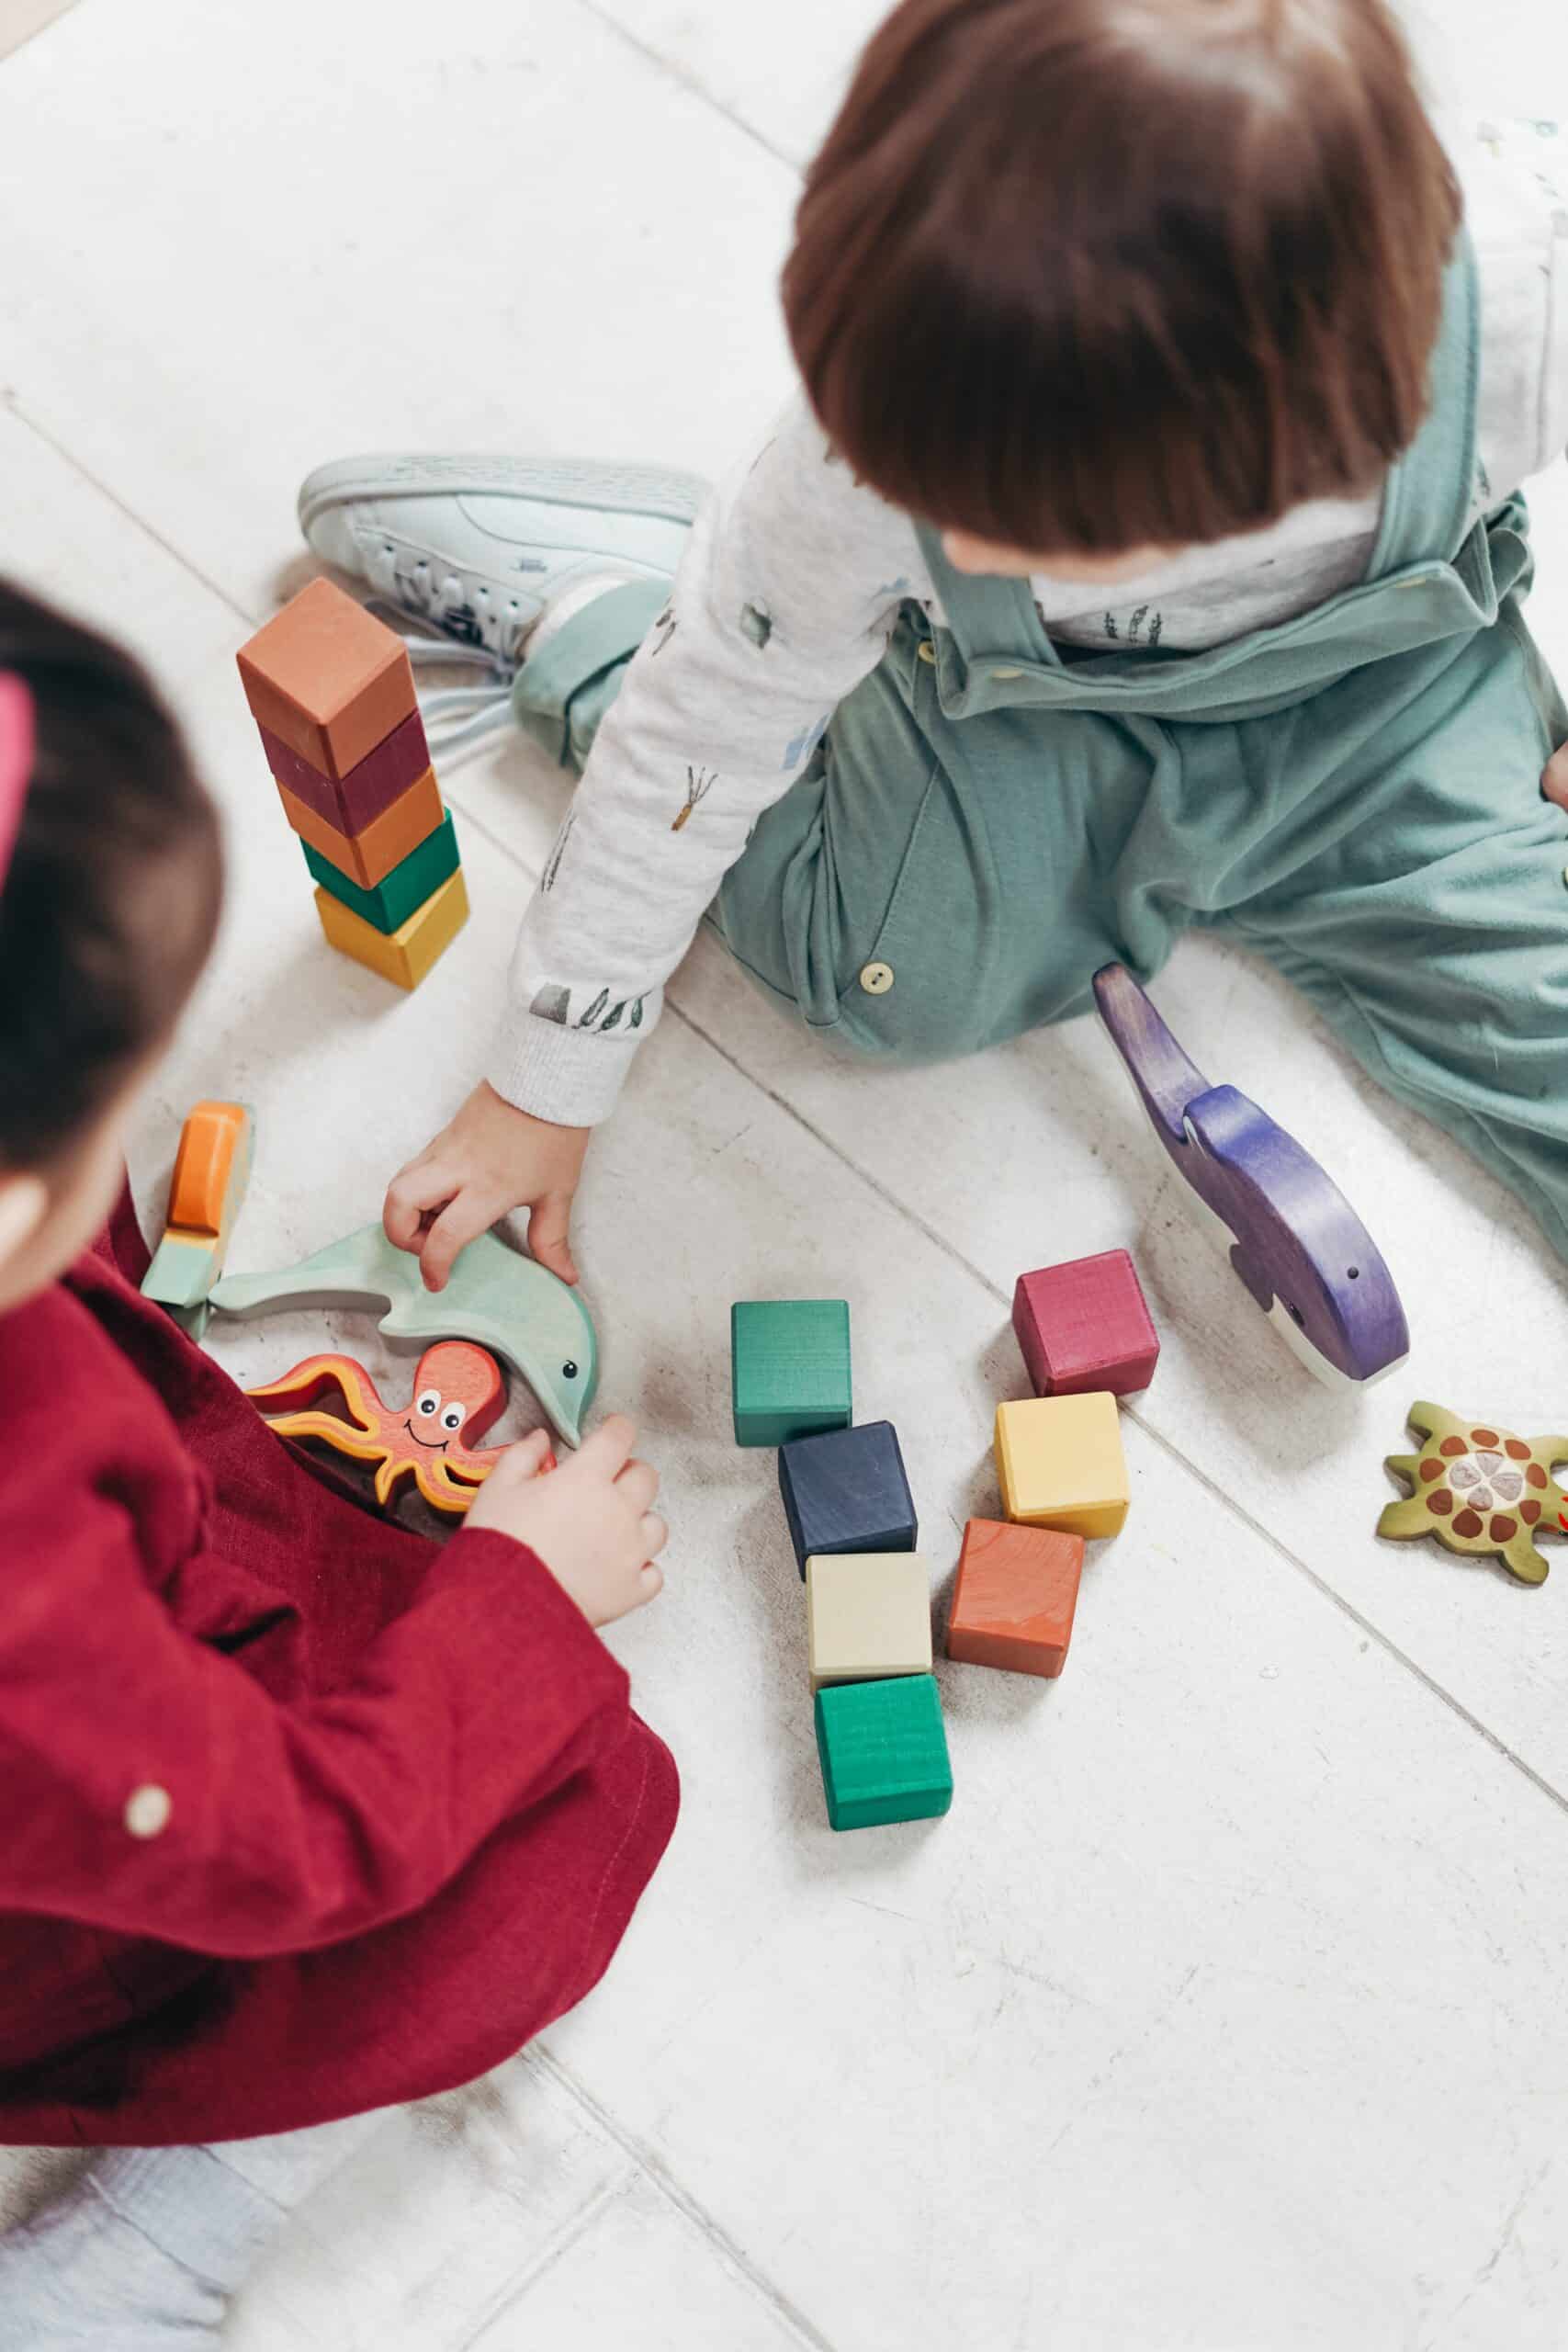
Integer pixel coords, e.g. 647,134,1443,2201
1379,1401,1568,1585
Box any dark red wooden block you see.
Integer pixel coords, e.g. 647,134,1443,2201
1012,1249,1159,1397
259,707,431,837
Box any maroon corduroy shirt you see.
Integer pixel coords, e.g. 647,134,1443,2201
0,1190,678,2145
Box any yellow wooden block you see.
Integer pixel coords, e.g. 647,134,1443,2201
806,1553,933,1693
314,866,468,990
994,1393,1129,1539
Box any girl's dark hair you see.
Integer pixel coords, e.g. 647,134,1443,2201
0,579,222,1168
783,0,1462,555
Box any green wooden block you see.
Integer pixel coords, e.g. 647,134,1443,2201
302,809,460,935
730,1298,852,1447
814,1675,953,1831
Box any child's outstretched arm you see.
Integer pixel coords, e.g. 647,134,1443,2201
384,400,925,1290
0,1419,664,1958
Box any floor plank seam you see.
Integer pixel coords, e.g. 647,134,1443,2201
447,2168,635,2352
527,2047,841,2352
577,0,800,172
4,393,257,632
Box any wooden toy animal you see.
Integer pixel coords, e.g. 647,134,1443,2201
211,1222,597,1446
1092,964,1407,1387
249,1341,552,1515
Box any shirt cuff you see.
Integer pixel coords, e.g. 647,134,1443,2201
487,1005,644,1127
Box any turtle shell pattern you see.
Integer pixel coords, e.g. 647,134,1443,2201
1379,1400,1568,1585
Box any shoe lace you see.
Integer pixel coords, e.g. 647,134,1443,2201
365,597,519,760
364,542,538,753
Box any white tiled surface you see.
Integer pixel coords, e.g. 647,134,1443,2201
2,5,1568,2347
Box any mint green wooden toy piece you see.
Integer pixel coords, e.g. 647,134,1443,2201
814,1675,953,1831
211,1222,597,1447
730,1298,852,1447
142,1231,218,1312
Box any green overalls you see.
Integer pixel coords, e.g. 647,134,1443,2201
517,234,1568,1261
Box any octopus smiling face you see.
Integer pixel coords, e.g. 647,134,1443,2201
406,1341,507,1452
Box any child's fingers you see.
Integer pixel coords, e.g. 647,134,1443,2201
1543,744,1568,810
572,1412,637,1482
615,1458,659,1513
527,1190,580,1286
491,1427,554,1481
641,1511,669,1559
383,1159,459,1251
417,1193,494,1295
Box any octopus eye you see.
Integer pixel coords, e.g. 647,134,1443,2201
441,1403,467,1434
415,1389,441,1418
562,1361,579,1380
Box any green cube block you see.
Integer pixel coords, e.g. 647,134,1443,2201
814,1675,953,1831
730,1298,852,1447
302,809,460,935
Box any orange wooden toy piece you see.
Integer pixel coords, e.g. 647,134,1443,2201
945,1518,1085,1678
249,1340,554,1517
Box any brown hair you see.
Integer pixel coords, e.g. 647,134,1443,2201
0,579,222,1168
783,0,1461,555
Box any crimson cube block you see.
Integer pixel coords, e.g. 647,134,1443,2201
1012,1249,1158,1398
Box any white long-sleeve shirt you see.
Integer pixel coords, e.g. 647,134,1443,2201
491,119,1568,1128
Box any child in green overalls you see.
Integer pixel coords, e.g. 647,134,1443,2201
296,0,1568,1284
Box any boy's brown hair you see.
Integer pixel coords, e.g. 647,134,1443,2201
783,0,1461,556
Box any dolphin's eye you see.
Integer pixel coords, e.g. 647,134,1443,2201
415,1389,441,1417
441,1402,467,1434
562,1361,578,1380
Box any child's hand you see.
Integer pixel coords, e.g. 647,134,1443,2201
384,1081,591,1293
466,1416,666,1628
1544,745,1568,812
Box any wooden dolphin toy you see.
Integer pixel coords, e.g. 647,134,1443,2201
1092,964,1408,1388
211,1221,598,1446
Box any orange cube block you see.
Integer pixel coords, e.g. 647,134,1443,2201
237,578,415,780
945,1518,1084,1679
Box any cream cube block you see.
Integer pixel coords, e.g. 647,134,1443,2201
806,1552,933,1693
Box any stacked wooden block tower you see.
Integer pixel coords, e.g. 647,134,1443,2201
237,579,468,990
732,1248,1159,1833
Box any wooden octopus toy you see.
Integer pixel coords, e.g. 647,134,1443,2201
249,1340,552,1517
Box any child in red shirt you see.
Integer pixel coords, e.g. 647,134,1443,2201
0,580,677,2345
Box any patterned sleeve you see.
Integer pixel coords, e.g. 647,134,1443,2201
488,399,925,1126
1469,114,1568,475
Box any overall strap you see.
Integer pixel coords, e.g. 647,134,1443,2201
1364,226,1483,578
913,520,1048,668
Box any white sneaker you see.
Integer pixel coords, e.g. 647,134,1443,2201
297,454,707,663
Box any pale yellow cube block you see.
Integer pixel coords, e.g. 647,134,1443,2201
806,1553,933,1693
994,1393,1129,1539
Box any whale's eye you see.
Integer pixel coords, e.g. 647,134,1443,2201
1285,1302,1304,1328
415,1389,441,1417
562,1361,578,1380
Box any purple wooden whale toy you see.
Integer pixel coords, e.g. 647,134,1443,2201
1092,964,1409,1387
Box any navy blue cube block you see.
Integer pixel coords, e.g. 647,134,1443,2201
778,1420,918,1579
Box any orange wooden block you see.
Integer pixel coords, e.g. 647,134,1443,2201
238,578,416,780
946,1518,1084,1678
167,1100,252,1240
276,769,444,890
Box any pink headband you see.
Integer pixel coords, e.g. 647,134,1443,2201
0,674,33,892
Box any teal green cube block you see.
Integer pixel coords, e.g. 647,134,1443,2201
814,1675,953,1831
730,1298,852,1447
302,810,460,935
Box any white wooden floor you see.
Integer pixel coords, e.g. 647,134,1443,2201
3,4,1568,2346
